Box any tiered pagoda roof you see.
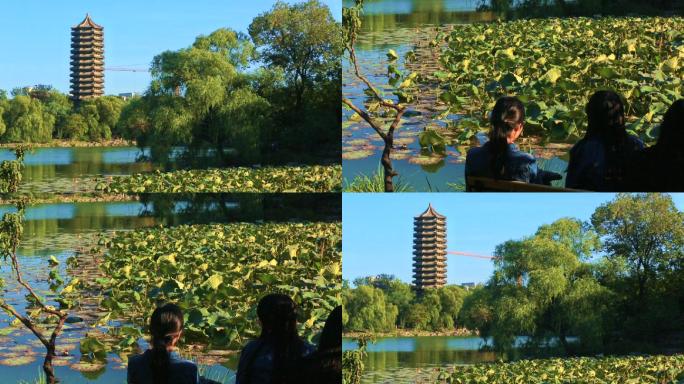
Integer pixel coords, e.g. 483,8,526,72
70,14,104,101
412,204,447,292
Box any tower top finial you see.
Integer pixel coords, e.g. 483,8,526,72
417,204,445,219
74,13,103,29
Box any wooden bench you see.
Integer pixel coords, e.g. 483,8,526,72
466,176,583,192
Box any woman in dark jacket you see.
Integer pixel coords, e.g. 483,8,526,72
626,99,684,191
466,96,560,185
566,90,644,191
236,294,314,384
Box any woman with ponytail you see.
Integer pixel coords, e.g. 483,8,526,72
566,90,644,191
466,96,560,185
236,294,315,384
128,303,199,384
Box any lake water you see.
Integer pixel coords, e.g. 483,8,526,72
343,335,574,383
0,145,236,194
342,0,570,191
0,195,339,383
343,336,501,383
0,146,153,194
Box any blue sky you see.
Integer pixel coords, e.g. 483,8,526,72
0,0,341,95
343,193,684,286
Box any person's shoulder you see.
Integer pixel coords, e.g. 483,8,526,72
626,134,645,149
169,353,199,377
508,145,535,163
240,338,266,358
303,341,316,356
128,350,150,366
466,144,487,157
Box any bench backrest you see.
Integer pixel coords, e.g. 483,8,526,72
466,176,582,192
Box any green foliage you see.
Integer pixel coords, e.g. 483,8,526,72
60,113,88,140
435,17,684,142
249,0,341,109
249,0,342,159
343,337,370,384
482,219,613,353
96,164,341,193
2,95,54,143
0,147,26,193
343,166,413,192
0,87,131,144
591,193,684,339
97,222,341,348
444,354,684,384
343,275,470,333
343,285,398,332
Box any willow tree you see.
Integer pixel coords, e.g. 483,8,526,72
485,219,611,353
2,95,54,143
119,28,269,165
343,0,418,192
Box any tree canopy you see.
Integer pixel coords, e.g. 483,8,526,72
344,194,684,357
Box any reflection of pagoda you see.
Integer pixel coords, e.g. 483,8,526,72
412,204,447,292
70,14,104,101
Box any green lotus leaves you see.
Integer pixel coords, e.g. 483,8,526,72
96,165,342,193
445,355,684,383
418,130,447,155
342,149,375,160
96,222,341,348
435,17,684,143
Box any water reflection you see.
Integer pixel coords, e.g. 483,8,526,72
343,0,491,32
343,336,498,383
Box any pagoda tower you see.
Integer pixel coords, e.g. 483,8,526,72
70,14,104,101
412,204,447,292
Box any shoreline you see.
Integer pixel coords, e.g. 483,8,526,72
0,138,136,149
0,193,138,205
344,328,478,339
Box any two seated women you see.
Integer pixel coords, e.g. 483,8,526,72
127,295,341,384
465,91,683,191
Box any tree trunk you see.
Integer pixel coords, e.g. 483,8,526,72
43,344,56,384
381,134,396,192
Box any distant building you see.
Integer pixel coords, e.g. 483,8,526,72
460,282,477,289
412,204,447,292
70,14,104,101
118,92,138,100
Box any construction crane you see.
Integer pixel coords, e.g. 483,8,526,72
104,66,148,73
447,251,498,260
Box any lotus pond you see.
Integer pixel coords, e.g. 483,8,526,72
96,164,343,193
0,195,341,383
443,354,684,384
342,0,683,191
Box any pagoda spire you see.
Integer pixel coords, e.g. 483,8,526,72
412,204,447,292
70,14,104,101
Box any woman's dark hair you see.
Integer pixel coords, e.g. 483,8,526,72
149,303,184,384
656,99,684,151
318,306,341,352
585,90,627,146
488,96,525,176
257,294,305,384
